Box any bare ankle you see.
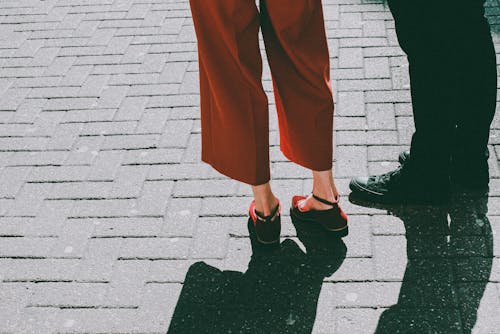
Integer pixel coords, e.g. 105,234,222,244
313,191,336,203
255,197,279,215
251,182,279,215
311,169,339,200
312,183,338,201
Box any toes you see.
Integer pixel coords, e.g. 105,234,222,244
297,199,310,212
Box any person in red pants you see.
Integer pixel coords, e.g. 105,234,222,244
189,0,348,244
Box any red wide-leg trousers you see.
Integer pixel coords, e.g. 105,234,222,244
189,0,334,186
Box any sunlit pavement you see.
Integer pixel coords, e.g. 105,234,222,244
0,0,499,333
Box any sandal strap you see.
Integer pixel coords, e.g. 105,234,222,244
254,201,280,221
312,193,339,206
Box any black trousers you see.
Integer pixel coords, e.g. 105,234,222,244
387,0,497,186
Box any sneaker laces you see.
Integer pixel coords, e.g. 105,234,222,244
370,166,403,186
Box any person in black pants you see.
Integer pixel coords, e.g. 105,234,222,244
350,0,497,204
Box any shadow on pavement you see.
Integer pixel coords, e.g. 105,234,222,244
167,217,347,333
350,190,493,333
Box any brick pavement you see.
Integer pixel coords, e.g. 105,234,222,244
0,0,499,333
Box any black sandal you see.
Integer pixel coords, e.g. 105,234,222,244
290,193,348,237
248,199,281,244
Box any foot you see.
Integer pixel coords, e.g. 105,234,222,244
290,193,348,236
349,165,450,205
254,196,280,220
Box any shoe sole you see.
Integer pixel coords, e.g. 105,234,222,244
349,179,449,206
255,235,280,245
289,207,349,238
349,178,386,198
348,192,407,211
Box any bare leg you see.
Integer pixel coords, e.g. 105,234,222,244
298,169,339,211
251,182,280,216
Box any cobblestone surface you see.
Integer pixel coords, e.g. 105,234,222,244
0,0,499,333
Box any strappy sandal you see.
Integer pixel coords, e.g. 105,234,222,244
248,199,281,244
290,193,348,237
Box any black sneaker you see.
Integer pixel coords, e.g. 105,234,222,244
349,165,450,205
398,150,489,191
399,150,410,165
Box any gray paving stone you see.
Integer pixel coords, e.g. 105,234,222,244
319,281,401,308
81,121,136,137
330,309,383,334
191,219,229,259
41,308,143,333
42,182,112,201
92,217,163,238
0,282,32,333
8,183,53,216
0,88,31,111
97,85,129,109
335,145,368,177
138,283,182,332
88,150,125,181
105,260,150,307
114,97,148,121
101,133,158,150
110,165,149,198
174,179,237,197
122,148,183,165
28,282,108,308
366,103,396,129
28,200,74,237
327,258,375,282
118,237,191,260
338,47,363,68
76,237,122,282
162,197,200,237
364,56,391,78
70,199,137,218
337,91,365,116
148,259,201,283
136,181,173,216
337,78,392,91
363,20,387,37
159,119,193,147
29,166,91,183
343,215,373,258
340,12,363,29
49,220,95,258
373,235,408,281
43,56,75,76
128,83,179,97
147,162,209,180
0,237,57,258
0,167,32,198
